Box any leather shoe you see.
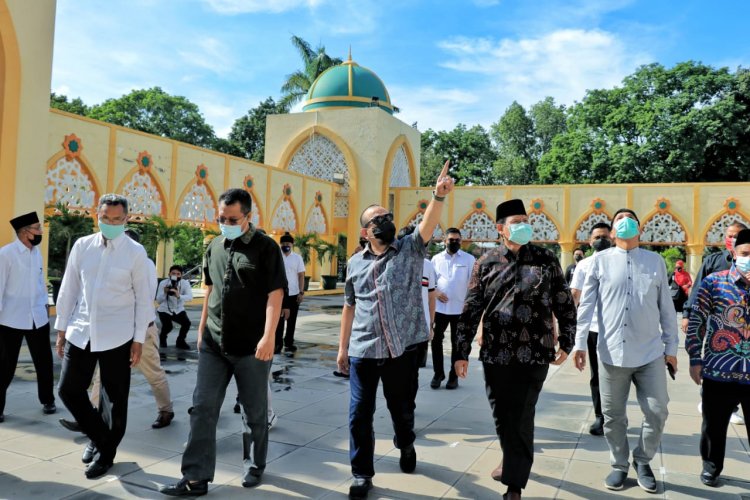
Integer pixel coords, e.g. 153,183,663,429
81,442,97,464
241,471,262,488
160,478,209,496
348,477,373,499
430,374,445,389
502,492,521,500
589,416,604,436
399,444,417,473
491,462,503,481
152,411,175,429
0,414,4,423
85,460,112,479
176,340,191,350
59,418,82,432
42,403,57,414
445,377,459,390
700,470,719,487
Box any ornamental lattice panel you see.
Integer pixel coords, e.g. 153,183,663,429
179,183,216,223
389,145,411,188
45,157,96,209
305,205,327,234
706,213,750,244
272,200,297,232
461,212,497,241
121,172,162,217
529,213,559,242
641,213,686,244
406,212,443,240
576,213,611,242
288,134,350,217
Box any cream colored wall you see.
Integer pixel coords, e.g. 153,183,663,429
0,0,56,245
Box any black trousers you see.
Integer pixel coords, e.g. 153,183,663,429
432,312,460,379
483,362,549,490
587,330,603,418
700,378,750,476
0,323,55,414
58,340,132,463
275,295,300,350
158,311,191,343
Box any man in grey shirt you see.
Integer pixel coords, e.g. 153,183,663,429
573,208,678,494
338,161,454,499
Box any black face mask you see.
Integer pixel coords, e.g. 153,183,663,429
447,241,461,254
281,245,291,253
574,254,583,262
30,234,42,247
372,221,396,245
592,238,611,252
359,238,367,247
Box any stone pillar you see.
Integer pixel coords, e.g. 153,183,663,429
559,241,575,271
686,243,704,278
155,240,166,278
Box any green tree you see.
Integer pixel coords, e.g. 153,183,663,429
50,92,89,115
420,124,497,186
529,97,567,157
226,97,288,162
45,204,94,276
88,87,217,148
280,35,343,109
172,224,205,270
491,101,536,185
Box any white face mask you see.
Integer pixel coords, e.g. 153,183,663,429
736,255,750,274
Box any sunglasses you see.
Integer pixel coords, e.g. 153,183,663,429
216,215,247,225
364,212,393,228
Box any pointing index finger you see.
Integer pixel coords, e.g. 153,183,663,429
440,159,450,178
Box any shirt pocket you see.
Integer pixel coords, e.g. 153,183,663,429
637,273,655,299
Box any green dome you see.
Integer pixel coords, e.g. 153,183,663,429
303,57,394,114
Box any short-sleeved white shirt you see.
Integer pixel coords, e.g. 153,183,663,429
283,251,306,296
422,259,437,330
571,255,600,333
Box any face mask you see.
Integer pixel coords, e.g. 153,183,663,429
591,238,611,252
358,238,367,247
614,217,639,239
170,274,180,281
29,234,42,246
574,254,583,262
735,256,750,274
99,221,125,240
507,223,533,245
447,241,461,254
372,221,396,245
725,236,736,252
675,267,682,272
220,223,244,240
281,245,291,253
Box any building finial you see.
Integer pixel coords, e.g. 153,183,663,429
348,45,352,61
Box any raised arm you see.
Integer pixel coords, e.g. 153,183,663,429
418,160,454,244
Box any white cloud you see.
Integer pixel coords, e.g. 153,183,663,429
203,0,325,14
178,37,234,75
390,85,484,132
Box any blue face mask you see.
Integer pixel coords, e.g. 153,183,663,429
614,217,639,239
507,222,533,245
99,221,125,240
735,256,750,273
220,223,244,240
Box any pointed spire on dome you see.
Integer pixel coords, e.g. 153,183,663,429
348,45,352,62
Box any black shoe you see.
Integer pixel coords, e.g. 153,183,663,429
85,460,112,479
59,418,82,433
348,477,373,499
633,462,657,493
42,403,57,414
283,347,295,358
399,444,417,473
176,340,191,350
160,478,209,497
589,416,604,436
241,471,262,488
152,411,175,429
430,374,445,389
445,377,458,390
700,470,719,487
0,414,4,423
81,442,97,464
604,469,627,490
274,346,282,355
285,345,298,353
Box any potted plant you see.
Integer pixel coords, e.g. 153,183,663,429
314,237,339,290
293,232,316,291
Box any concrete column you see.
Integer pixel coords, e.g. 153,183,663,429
155,240,166,278
559,241,575,271
686,243,704,278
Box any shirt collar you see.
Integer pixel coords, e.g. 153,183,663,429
614,245,640,255
95,232,124,249
12,238,31,254
363,240,397,257
223,223,256,248
729,265,745,285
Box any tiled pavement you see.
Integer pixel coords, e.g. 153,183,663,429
0,295,748,499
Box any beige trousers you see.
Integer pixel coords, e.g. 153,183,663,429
91,323,173,413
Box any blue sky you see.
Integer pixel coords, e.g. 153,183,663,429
51,0,750,137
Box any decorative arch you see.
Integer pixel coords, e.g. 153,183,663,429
242,175,263,228
176,164,218,226
703,198,750,246
44,134,102,215
115,151,166,221
402,199,444,240
382,136,417,200
639,198,688,245
528,199,561,243
271,184,299,233
574,198,611,243
458,199,497,242
304,191,329,235
0,2,21,238
279,125,357,218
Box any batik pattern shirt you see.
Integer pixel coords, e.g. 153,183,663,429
456,244,577,365
686,267,750,385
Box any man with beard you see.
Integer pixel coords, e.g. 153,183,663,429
338,161,454,499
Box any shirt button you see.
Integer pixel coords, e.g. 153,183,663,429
624,324,627,326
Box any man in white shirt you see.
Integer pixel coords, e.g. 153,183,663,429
573,208,678,494
156,265,193,350
275,232,305,356
569,222,612,436
430,228,475,389
0,211,56,422
55,194,152,479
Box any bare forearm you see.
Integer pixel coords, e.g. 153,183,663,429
419,198,444,243
339,304,355,351
264,289,284,338
298,272,305,295
198,286,212,339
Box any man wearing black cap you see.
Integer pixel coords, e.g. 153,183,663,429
573,208,678,493
686,228,750,487
0,211,56,422
276,232,305,356
454,199,576,500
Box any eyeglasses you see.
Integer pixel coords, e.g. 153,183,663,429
217,215,247,225
99,216,127,224
364,212,393,228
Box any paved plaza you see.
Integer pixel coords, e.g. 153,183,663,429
0,295,748,499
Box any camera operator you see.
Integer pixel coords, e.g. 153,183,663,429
156,265,193,349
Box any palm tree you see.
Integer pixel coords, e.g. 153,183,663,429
45,203,93,267
280,35,343,109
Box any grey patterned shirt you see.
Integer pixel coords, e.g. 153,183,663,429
344,231,429,359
